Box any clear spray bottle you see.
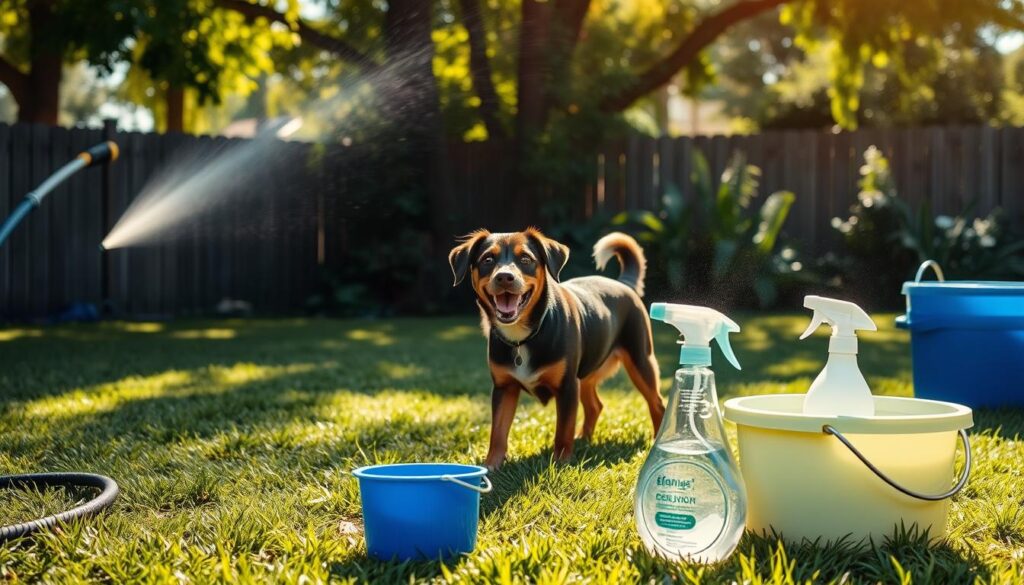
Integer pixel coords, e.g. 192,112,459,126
635,303,747,563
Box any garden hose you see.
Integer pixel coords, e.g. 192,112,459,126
0,143,121,540
0,473,119,541
0,141,119,248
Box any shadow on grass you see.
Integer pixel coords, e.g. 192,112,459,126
327,522,990,584
971,407,1024,439
10,373,487,450
328,555,448,584
0,314,913,411
0,318,491,405
689,525,989,584
479,434,648,519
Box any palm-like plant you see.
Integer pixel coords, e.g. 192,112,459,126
613,151,797,307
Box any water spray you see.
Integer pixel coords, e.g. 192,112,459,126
0,142,120,540
0,141,119,248
101,116,303,250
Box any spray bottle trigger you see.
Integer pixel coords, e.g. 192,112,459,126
714,327,742,370
799,313,827,340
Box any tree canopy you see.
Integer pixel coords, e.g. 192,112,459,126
705,11,1010,130
2,0,1024,138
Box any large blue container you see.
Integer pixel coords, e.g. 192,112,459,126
352,463,491,561
897,263,1024,408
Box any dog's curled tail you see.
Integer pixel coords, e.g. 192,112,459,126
593,232,647,297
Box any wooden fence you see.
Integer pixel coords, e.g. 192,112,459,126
448,126,1024,252
598,129,1019,253
0,122,322,320
2,123,1022,319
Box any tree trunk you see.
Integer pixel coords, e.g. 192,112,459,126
18,0,61,125
512,0,552,227
0,58,28,115
383,0,450,235
16,54,60,124
515,0,551,148
458,0,506,140
166,85,185,133
383,0,452,306
545,0,590,112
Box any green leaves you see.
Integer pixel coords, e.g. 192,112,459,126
0,0,139,70
691,150,714,211
610,149,798,307
715,0,1020,130
122,0,296,130
660,182,686,225
754,191,796,256
832,145,1024,305
804,0,1024,128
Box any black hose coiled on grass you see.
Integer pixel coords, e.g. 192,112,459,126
0,473,119,541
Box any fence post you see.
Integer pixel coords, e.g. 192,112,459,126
101,118,116,313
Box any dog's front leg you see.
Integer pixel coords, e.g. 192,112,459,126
485,384,520,470
553,378,579,462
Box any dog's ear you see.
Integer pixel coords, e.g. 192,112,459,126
448,230,490,286
526,228,570,281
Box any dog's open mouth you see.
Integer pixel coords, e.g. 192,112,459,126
492,290,531,323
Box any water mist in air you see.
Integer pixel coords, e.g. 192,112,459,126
101,117,304,250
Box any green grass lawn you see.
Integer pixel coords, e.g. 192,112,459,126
0,314,1021,583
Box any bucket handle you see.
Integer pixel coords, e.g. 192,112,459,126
822,425,971,501
441,474,493,494
915,260,946,283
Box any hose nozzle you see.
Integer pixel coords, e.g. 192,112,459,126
78,141,119,167
0,141,121,248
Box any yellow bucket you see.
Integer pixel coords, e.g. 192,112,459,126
722,395,972,542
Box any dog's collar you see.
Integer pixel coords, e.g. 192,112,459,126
491,308,547,349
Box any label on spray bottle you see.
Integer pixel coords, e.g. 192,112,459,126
637,460,729,556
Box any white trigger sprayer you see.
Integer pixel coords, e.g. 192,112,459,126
650,303,741,371
800,295,877,416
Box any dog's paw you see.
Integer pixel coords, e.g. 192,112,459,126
552,455,575,468
552,446,574,465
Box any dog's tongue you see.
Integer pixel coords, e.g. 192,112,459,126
496,292,521,314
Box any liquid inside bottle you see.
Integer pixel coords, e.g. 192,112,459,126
635,366,746,563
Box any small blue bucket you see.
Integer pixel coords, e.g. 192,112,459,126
897,261,1024,408
352,463,492,561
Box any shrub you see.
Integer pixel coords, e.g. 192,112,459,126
611,151,808,308
830,146,1024,306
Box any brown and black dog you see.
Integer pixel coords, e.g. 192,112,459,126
449,228,664,469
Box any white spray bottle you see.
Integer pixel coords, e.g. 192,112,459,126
799,295,877,416
635,303,747,563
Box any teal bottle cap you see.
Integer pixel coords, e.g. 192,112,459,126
650,304,666,321
680,346,712,366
